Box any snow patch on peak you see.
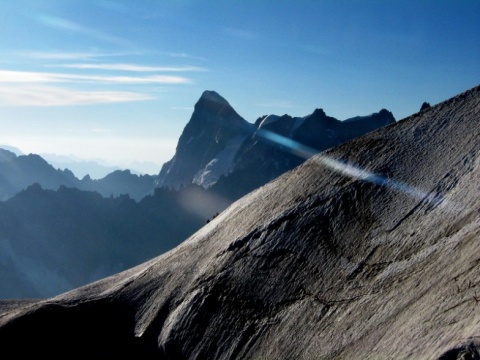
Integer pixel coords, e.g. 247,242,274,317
258,115,281,129
193,134,247,188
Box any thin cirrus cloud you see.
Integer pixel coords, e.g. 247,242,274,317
23,50,151,61
56,63,206,72
0,68,190,106
24,51,122,60
166,52,207,62
0,50,200,105
0,70,191,85
0,85,152,106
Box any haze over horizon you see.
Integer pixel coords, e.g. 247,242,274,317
0,1,478,175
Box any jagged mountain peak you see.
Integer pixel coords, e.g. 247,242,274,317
311,107,327,118
180,91,251,137
192,90,245,126
159,90,397,192
198,90,230,104
343,108,395,124
0,85,478,358
157,91,253,189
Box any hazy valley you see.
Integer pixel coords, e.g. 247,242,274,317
0,90,395,298
0,84,478,358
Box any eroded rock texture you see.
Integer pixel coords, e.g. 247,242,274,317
0,85,479,359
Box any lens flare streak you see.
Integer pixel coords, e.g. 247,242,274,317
257,129,445,206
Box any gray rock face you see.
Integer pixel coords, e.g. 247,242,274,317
210,107,395,201
157,90,254,189
0,85,479,359
158,90,395,199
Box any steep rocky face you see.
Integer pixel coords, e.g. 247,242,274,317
209,107,395,201
157,91,395,193
157,91,253,189
0,85,478,359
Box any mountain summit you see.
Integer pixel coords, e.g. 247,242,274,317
157,90,395,194
1,85,478,358
0,91,394,299
157,90,253,188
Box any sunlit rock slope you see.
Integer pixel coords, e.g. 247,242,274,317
0,85,479,359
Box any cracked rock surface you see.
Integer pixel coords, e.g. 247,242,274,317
0,85,479,359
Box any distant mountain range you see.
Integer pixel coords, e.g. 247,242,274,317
0,85,478,358
0,149,156,201
39,153,123,180
0,90,396,298
1,90,395,204
158,90,395,201
0,183,218,298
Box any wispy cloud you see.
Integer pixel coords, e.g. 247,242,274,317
56,63,206,72
1,50,200,107
167,52,207,62
24,51,128,60
0,70,64,83
0,85,152,106
0,70,192,84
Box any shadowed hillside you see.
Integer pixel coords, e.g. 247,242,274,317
0,85,478,359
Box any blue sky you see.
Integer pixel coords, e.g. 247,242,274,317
0,0,478,175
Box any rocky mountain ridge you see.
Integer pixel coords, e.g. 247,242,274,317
0,149,156,201
0,183,217,298
157,90,395,193
158,90,254,189
0,91,396,299
1,90,394,203
1,85,478,358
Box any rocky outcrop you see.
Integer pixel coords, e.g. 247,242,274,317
157,90,395,193
209,107,395,201
157,90,254,189
0,85,478,359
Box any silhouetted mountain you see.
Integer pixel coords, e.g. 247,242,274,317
79,170,156,201
1,91,393,203
0,85,478,358
0,183,222,298
0,92,395,298
157,90,254,189
209,107,395,201
0,150,156,201
40,153,122,179
0,150,79,201
0,145,23,156
157,91,395,201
